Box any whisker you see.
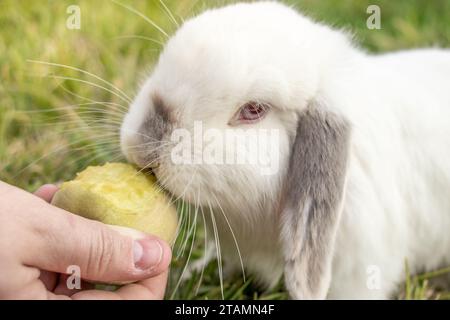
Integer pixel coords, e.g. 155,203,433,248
35,115,123,127
169,189,199,299
171,170,199,258
42,74,132,105
58,84,129,112
212,192,246,283
178,202,194,259
120,127,174,142
112,0,169,38
208,200,224,300
59,144,125,171
159,0,180,28
26,59,133,103
120,149,174,183
114,35,165,47
173,219,197,298
22,104,126,117
195,204,209,296
35,119,123,130
13,131,122,178
173,200,187,251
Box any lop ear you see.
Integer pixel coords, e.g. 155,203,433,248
279,102,351,299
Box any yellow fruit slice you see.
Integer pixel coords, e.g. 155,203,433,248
51,163,178,244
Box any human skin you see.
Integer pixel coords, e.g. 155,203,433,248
0,181,172,300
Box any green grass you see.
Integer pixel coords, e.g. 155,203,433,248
1,0,449,300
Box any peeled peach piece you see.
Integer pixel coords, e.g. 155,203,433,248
51,163,178,244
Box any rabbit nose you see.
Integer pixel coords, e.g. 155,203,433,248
132,150,161,170
147,161,160,169
139,161,160,176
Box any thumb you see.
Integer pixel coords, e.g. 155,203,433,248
34,184,59,203
23,197,172,284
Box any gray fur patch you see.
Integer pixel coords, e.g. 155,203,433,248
280,105,351,299
137,94,173,167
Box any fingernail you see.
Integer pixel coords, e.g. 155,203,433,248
133,239,163,270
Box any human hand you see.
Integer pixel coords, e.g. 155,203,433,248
0,181,172,300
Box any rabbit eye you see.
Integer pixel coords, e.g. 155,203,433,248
232,102,269,125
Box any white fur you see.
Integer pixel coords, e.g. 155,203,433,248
121,2,450,299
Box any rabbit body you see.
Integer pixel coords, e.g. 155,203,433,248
120,2,450,299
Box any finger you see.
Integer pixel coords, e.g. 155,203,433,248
39,270,58,291
70,270,169,300
53,274,94,296
115,269,169,299
139,269,169,298
45,291,72,300
22,199,172,284
70,289,122,300
33,184,59,203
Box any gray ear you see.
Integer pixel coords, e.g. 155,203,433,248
279,103,351,299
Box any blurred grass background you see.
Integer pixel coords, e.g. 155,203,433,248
1,0,449,299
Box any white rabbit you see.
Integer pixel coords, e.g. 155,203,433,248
120,2,450,299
